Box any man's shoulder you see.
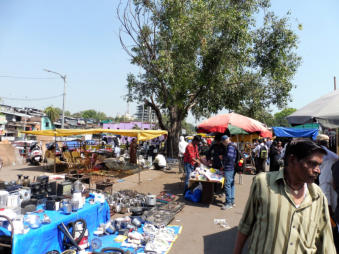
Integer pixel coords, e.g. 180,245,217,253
323,146,339,160
253,171,280,185
309,182,326,198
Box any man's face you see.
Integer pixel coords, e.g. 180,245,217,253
222,138,230,145
291,152,324,183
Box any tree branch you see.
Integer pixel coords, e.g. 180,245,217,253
144,97,167,130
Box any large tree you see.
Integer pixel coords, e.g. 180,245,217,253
118,0,300,156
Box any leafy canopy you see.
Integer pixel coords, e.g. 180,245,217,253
44,106,61,123
120,0,301,129
274,108,297,126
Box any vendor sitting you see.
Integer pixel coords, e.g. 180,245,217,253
153,154,167,170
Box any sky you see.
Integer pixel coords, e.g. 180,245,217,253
0,0,338,125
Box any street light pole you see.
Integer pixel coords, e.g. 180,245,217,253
44,69,66,129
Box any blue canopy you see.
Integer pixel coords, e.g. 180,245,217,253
273,127,319,140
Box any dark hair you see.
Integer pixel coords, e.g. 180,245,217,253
318,140,328,147
283,139,327,166
193,135,201,142
214,133,223,142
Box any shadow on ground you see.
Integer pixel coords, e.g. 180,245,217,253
203,227,249,254
8,165,48,173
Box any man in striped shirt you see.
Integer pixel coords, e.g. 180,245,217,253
234,139,336,254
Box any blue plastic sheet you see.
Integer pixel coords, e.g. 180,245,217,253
12,200,110,254
272,127,319,140
184,189,202,203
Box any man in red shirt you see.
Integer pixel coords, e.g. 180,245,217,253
183,135,201,193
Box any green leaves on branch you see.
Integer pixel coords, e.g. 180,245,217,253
118,0,301,129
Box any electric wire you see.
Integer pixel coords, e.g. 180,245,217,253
0,94,63,101
0,75,58,80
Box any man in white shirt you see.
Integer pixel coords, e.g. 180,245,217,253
317,134,339,213
153,154,167,170
252,139,268,173
178,136,188,173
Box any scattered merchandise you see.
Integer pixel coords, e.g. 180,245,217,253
190,164,224,183
0,172,184,254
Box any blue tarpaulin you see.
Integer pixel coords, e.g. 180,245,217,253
273,127,319,140
12,199,110,254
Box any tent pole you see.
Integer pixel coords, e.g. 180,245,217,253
54,134,56,174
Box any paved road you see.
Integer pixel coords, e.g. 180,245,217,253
0,164,254,254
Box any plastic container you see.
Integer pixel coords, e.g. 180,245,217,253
0,190,9,209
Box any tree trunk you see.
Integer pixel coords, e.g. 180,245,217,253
165,109,183,158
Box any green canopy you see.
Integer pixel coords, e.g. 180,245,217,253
291,123,319,129
228,124,249,135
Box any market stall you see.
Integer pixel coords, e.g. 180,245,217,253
0,174,183,254
12,199,110,254
21,129,168,176
22,129,168,142
272,126,319,140
187,165,225,204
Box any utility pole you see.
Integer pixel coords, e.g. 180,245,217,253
334,76,337,91
43,69,66,129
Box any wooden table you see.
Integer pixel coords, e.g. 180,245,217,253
189,179,223,204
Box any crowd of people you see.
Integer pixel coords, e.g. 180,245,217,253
181,133,339,252
180,134,288,210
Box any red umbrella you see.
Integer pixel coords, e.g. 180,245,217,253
197,112,272,137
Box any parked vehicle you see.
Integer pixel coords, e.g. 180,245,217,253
27,143,43,165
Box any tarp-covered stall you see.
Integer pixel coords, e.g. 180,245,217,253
22,129,168,141
272,127,319,140
286,90,339,128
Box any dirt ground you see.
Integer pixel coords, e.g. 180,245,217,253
0,164,253,254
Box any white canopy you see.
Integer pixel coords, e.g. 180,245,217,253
287,89,339,128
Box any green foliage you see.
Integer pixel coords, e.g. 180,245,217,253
72,110,107,121
182,120,195,135
274,108,297,126
44,106,60,123
64,110,72,117
118,0,301,155
72,112,82,118
119,0,300,122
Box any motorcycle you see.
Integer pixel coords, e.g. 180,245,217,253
27,143,43,165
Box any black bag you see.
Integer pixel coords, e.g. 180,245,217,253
231,145,243,173
260,146,268,159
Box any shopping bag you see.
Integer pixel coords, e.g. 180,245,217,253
184,188,202,203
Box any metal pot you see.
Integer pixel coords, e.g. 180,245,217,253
146,194,156,206
131,207,143,216
73,180,84,193
131,217,141,227
114,203,121,213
